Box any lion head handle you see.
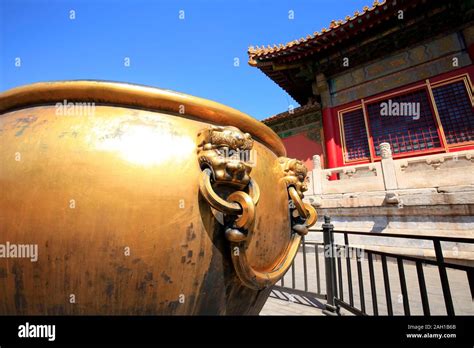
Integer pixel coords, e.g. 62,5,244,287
279,157,308,197
197,126,254,189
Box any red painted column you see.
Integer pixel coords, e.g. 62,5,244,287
333,112,344,167
322,107,338,179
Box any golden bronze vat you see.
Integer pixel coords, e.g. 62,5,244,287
0,81,316,315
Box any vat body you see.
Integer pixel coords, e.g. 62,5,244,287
0,81,316,315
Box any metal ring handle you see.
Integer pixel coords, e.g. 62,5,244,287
198,157,317,290
199,168,260,215
304,202,318,228
230,232,302,289
199,168,242,214
288,186,308,219
227,191,255,230
229,184,318,289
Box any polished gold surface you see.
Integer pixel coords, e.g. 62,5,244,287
0,81,315,314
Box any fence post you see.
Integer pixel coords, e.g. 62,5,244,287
322,215,339,315
433,239,455,316
468,269,474,300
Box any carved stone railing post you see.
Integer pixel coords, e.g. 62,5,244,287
312,155,323,195
380,143,398,190
380,142,400,204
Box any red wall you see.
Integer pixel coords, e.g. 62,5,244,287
282,133,324,171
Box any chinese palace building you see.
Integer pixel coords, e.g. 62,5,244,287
248,0,474,171
248,0,474,259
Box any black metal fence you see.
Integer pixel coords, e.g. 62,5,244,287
270,239,326,309
270,215,474,316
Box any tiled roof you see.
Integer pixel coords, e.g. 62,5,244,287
262,101,320,124
248,0,387,65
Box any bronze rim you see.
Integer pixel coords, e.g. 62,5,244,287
0,80,286,157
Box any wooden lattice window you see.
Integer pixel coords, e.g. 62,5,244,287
432,80,474,145
341,108,370,161
366,89,442,157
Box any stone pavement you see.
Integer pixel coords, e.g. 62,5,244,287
260,245,473,315
260,295,325,316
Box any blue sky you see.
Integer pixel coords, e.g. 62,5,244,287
0,0,370,120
